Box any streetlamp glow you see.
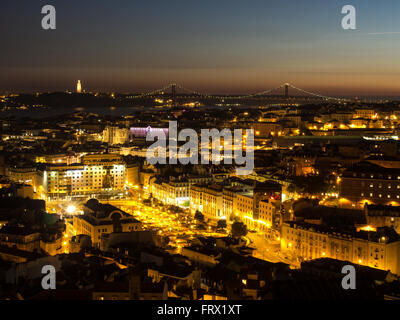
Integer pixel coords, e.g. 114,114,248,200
66,205,76,214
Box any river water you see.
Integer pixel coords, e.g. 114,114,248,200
0,106,149,119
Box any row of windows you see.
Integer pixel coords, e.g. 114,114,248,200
351,174,400,180
361,193,400,199
363,183,400,189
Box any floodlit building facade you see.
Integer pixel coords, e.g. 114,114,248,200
152,176,212,207
45,154,126,200
73,200,142,247
281,221,400,275
339,161,400,208
102,126,130,145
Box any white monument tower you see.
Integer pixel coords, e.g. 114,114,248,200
77,80,82,93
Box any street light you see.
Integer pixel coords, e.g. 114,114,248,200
66,205,76,214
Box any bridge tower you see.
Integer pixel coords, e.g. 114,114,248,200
171,83,177,107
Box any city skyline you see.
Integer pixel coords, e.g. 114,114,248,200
2,79,400,99
3,0,400,304
1,0,400,95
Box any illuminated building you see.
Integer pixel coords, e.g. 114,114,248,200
234,191,281,232
126,164,140,187
251,122,283,138
222,187,239,219
35,154,81,165
339,161,400,208
181,246,220,267
284,115,302,127
190,181,281,228
0,225,64,256
140,170,156,188
365,204,400,235
45,154,126,200
102,126,130,145
354,109,376,120
130,127,169,139
73,199,142,247
190,184,204,213
350,118,368,128
331,112,353,123
258,199,280,232
234,191,254,226
198,185,224,220
0,226,41,252
152,180,189,207
281,221,400,275
252,182,282,223
189,184,225,220
285,156,316,176
153,176,212,207
7,166,44,197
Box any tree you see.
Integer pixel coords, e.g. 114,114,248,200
163,236,170,246
231,221,248,238
142,199,151,206
217,219,227,229
287,183,297,195
194,210,204,222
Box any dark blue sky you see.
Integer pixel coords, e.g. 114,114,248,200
1,0,400,95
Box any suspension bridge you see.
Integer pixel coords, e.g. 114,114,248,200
126,82,351,103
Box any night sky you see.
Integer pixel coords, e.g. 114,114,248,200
1,0,400,95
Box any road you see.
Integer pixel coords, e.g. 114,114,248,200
247,231,299,267
50,197,300,267
109,199,228,251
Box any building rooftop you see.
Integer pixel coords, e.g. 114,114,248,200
365,204,400,217
343,161,400,178
301,258,393,281
294,205,366,225
0,225,39,236
0,245,44,261
285,221,400,244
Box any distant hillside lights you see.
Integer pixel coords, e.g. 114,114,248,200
146,121,254,176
